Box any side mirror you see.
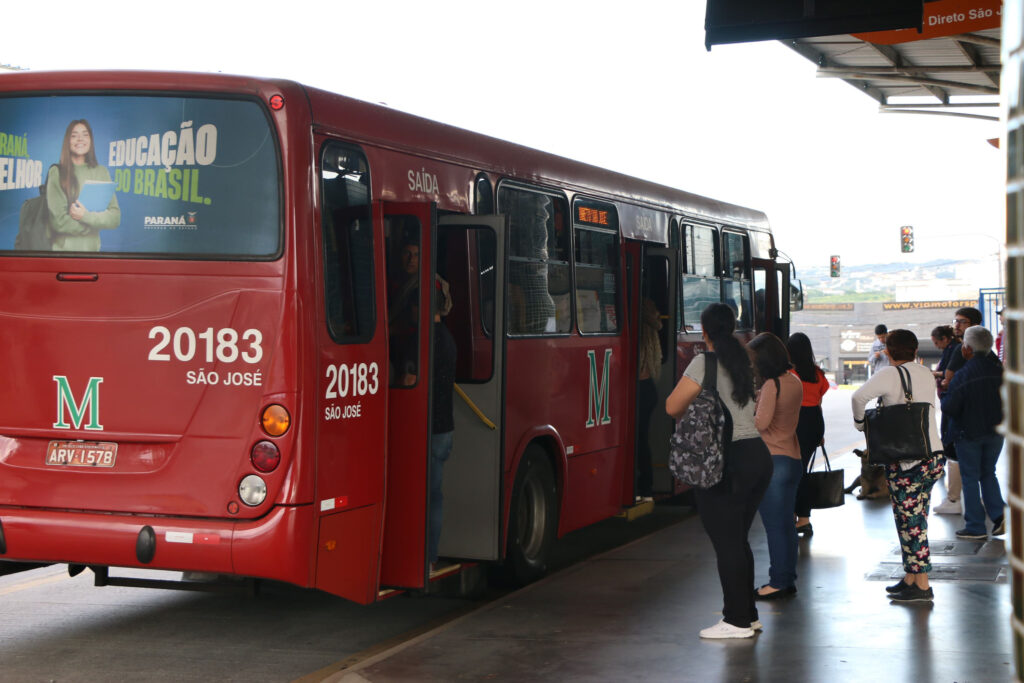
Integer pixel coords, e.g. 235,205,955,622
790,279,804,312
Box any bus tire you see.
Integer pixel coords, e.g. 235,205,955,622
504,446,558,585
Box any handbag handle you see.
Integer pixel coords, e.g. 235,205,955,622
806,443,831,472
896,364,913,404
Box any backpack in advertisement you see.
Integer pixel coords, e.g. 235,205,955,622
668,353,733,489
15,165,57,251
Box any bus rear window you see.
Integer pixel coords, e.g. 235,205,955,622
0,95,280,258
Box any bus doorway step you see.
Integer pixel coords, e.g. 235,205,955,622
616,498,654,521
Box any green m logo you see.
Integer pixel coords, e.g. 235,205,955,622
586,349,612,428
52,376,104,431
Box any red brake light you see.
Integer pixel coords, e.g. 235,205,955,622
269,94,284,110
251,440,281,472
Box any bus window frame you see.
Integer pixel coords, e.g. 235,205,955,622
496,180,573,338
720,228,753,331
571,195,621,337
319,139,377,346
680,222,720,333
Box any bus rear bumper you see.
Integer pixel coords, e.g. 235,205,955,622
0,505,313,587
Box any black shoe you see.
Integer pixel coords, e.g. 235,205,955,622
993,516,1006,536
955,528,987,540
886,579,913,594
754,584,797,601
889,585,934,602
795,523,813,537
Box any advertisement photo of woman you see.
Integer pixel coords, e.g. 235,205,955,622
46,118,120,251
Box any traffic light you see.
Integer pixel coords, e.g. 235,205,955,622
900,225,914,252
830,255,840,277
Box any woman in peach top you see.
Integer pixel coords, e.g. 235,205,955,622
748,333,804,600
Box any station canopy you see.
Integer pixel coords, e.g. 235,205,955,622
707,0,1002,120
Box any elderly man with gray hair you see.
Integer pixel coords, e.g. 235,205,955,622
940,325,1006,540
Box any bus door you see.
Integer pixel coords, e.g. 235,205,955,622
314,142,388,604
639,245,678,496
379,201,436,589
752,258,783,338
435,214,506,561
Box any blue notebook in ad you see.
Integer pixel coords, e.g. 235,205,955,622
77,181,116,212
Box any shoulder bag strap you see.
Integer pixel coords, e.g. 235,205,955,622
896,364,913,403
702,352,719,393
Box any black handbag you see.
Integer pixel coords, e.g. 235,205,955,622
862,365,937,465
803,444,844,509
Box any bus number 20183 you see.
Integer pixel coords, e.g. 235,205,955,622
324,363,379,399
147,326,263,363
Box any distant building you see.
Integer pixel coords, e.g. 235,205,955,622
792,298,994,384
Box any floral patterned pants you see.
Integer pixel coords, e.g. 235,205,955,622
886,456,946,574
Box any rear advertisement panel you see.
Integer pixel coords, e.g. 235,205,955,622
0,95,280,257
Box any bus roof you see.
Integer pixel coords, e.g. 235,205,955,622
0,69,772,235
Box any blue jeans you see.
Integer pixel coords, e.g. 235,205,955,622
757,456,803,589
428,431,454,563
956,434,1005,535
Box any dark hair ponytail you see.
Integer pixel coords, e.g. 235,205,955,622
701,303,755,407
786,332,819,383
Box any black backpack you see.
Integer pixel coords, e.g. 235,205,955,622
15,165,58,251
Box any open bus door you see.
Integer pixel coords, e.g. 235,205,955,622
639,244,678,496
378,205,507,589
435,215,506,562
379,201,436,589
752,258,786,339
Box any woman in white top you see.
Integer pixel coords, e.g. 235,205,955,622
851,329,945,603
666,303,772,639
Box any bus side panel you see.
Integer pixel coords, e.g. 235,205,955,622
503,336,627,537
561,447,625,531
314,504,380,604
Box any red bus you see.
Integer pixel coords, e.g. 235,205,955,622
0,71,801,603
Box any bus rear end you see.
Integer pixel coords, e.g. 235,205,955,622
0,74,313,589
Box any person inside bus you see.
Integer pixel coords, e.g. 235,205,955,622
748,333,803,601
389,240,421,385
666,303,772,639
47,118,121,251
428,276,456,572
635,297,662,503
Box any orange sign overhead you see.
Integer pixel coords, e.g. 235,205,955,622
853,0,1001,44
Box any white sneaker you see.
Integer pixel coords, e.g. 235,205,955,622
699,619,755,639
934,498,962,514
750,620,763,631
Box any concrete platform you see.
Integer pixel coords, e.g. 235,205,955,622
328,452,1013,682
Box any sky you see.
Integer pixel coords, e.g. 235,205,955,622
3,1,1006,281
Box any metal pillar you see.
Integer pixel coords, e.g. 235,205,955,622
1003,4,1024,678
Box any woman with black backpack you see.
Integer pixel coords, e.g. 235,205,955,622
666,303,772,639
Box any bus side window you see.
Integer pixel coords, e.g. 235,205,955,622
499,187,571,335
321,143,374,343
722,231,752,330
680,224,719,332
573,198,619,334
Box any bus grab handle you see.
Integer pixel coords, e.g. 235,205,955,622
453,384,496,430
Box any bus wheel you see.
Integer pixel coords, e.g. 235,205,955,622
505,447,558,585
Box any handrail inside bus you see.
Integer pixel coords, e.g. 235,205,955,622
453,384,496,430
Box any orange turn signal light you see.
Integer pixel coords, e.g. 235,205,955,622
261,404,291,436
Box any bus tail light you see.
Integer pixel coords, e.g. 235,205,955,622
239,475,267,506
261,404,290,436
250,440,280,472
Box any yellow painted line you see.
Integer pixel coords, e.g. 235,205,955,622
0,571,70,596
